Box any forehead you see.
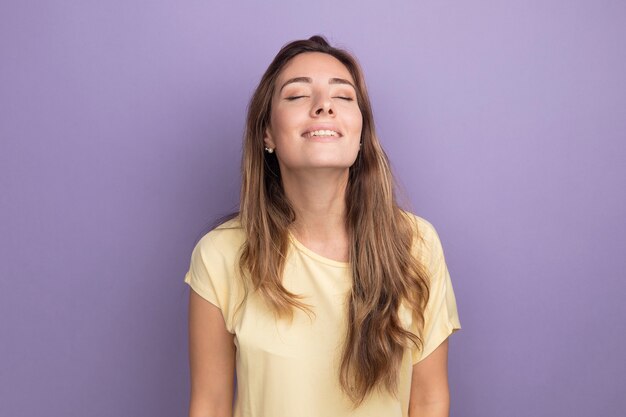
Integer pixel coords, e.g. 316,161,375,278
277,52,355,85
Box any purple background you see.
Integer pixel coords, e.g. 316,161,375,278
1,1,624,416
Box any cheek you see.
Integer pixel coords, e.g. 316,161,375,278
351,111,363,136
270,107,298,137
269,109,282,133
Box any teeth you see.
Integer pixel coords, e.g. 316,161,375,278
307,130,338,137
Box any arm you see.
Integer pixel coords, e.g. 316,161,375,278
188,288,236,417
408,338,451,417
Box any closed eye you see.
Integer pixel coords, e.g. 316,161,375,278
285,96,307,101
335,97,354,101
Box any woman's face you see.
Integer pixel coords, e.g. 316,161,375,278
264,52,363,176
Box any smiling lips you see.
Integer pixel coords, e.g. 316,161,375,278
304,129,339,138
302,127,342,139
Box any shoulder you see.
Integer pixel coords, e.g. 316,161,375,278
400,210,445,266
400,210,441,246
193,216,246,261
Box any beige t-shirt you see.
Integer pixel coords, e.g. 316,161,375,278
184,213,461,417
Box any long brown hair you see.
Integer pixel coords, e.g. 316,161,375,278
238,35,431,406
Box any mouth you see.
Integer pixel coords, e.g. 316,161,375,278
301,129,342,139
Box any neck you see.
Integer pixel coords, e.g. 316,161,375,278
281,168,349,240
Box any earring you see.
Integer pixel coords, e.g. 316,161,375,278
264,147,274,154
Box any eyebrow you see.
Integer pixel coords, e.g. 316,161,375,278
279,77,356,93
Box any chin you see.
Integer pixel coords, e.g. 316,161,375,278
307,152,359,166
306,157,357,169
279,153,360,172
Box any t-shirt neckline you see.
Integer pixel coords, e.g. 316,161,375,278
287,231,350,268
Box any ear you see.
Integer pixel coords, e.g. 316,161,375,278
263,127,276,149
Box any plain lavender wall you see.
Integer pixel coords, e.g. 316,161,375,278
1,1,624,416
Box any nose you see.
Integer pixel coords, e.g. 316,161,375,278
311,93,334,117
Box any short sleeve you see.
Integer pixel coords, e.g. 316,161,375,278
183,232,237,333
412,219,461,364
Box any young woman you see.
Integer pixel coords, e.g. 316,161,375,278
184,35,461,417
